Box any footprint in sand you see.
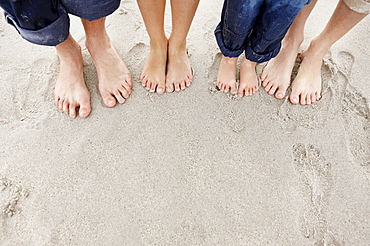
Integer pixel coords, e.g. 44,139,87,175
292,143,341,245
0,177,29,218
0,23,4,37
126,42,150,80
0,59,55,129
207,52,222,92
326,51,370,167
341,84,370,167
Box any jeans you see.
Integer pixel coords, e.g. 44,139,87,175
0,0,120,46
215,0,311,63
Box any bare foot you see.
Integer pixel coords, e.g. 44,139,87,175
261,39,301,99
216,55,238,94
238,57,259,96
140,40,167,94
55,36,91,118
85,36,132,108
166,41,193,93
290,41,324,105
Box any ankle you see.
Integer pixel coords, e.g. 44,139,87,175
282,35,303,50
242,57,257,68
306,38,330,59
56,42,82,63
149,38,168,52
168,38,187,54
85,33,111,51
221,55,238,64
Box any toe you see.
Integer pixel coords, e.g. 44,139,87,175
166,83,174,93
230,83,237,95
264,83,272,92
62,101,69,114
125,76,133,87
101,91,116,107
174,82,181,92
122,81,132,94
300,95,307,105
157,86,165,94
149,83,156,93
237,86,245,97
306,95,312,105
141,77,147,87
145,81,151,91
260,69,268,82
289,91,300,105
58,99,64,111
119,87,130,99
114,92,126,104
185,77,192,87
311,93,317,104
69,103,77,118
275,89,286,99
79,100,91,118
180,81,186,90
268,85,278,95
216,80,220,89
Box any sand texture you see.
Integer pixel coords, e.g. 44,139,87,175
0,0,369,245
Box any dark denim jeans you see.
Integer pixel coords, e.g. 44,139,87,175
215,0,311,63
0,0,120,46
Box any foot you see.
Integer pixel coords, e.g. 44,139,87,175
86,36,132,108
289,41,324,105
238,57,259,96
166,41,193,93
55,37,91,118
140,40,167,94
216,55,238,94
261,39,301,99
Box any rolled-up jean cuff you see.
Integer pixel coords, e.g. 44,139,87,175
214,27,245,58
4,6,69,46
343,0,370,14
245,45,281,63
64,0,120,21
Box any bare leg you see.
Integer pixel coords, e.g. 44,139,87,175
216,55,238,94
166,0,200,92
261,0,318,99
55,35,91,118
290,0,367,105
238,56,259,96
82,18,132,107
137,0,167,94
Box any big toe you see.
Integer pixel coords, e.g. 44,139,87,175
79,99,91,118
101,91,116,108
289,92,300,104
275,89,286,99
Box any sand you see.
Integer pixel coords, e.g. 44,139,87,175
1,0,369,245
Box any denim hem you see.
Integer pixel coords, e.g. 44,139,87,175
64,0,120,21
5,6,69,46
214,24,244,58
245,44,281,63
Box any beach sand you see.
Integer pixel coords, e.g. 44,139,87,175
1,0,369,245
